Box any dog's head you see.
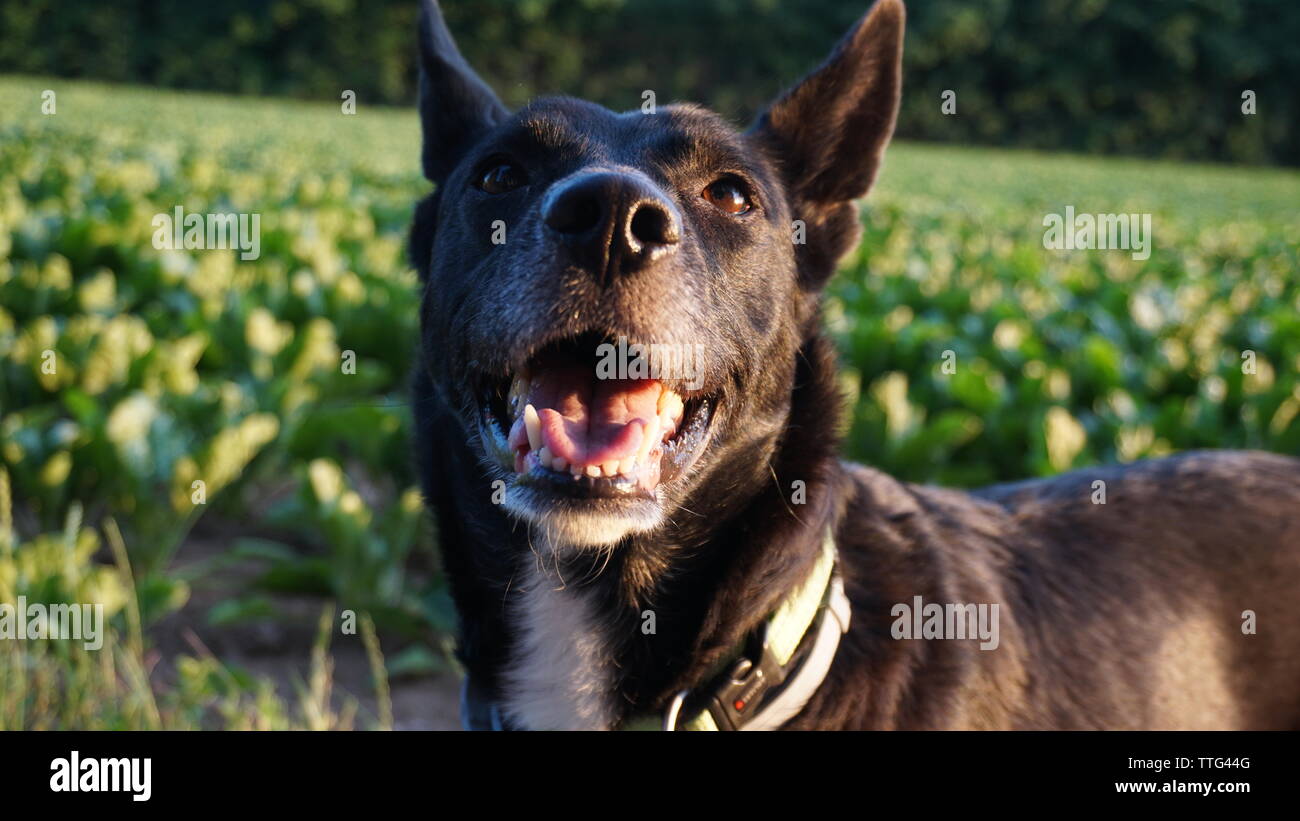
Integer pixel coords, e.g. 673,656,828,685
411,0,903,550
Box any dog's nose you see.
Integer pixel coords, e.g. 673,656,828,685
543,171,681,279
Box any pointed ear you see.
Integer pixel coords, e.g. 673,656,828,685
750,0,904,286
417,0,509,184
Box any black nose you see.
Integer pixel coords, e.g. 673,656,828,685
542,171,681,280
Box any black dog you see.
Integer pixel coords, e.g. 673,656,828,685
408,0,1300,729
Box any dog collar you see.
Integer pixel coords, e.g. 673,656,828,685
637,527,850,731
460,528,849,731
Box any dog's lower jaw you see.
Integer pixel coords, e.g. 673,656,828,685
501,485,664,551
499,556,619,730
533,508,657,551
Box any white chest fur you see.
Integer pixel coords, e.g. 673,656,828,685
499,557,618,730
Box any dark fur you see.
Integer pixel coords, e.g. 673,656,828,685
409,0,1300,729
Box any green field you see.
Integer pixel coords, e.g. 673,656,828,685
1,76,1297,728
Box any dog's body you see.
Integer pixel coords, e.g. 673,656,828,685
408,0,1300,729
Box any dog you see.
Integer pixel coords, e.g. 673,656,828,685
407,0,1300,730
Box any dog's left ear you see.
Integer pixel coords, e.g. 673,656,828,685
750,0,904,289
417,0,509,184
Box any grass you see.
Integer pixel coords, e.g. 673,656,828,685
0,468,393,729
0,75,1297,728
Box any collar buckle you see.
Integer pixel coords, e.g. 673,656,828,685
704,624,788,730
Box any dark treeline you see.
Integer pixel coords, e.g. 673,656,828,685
2,0,1295,165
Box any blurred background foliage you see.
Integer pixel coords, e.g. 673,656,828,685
0,0,1296,165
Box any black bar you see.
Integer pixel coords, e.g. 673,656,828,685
1,731,1286,807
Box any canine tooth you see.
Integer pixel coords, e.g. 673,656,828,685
586,464,602,478
660,391,684,426
552,456,568,472
603,460,619,477
523,404,542,451
538,446,553,465
637,417,661,465
660,412,677,438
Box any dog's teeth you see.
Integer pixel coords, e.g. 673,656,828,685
637,417,661,465
552,456,568,472
537,446,553,466
571,464,584,477
602,460,619,477
617,459,633,476
659,391,684,432
523,404,542,452
586,464,602,478
660,412,677,439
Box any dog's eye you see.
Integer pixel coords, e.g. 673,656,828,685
702,178,752,215
477,163,527,194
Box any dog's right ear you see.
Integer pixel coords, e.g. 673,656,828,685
417,0,509,184
750,0,904,290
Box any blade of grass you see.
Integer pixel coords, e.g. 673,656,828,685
360,613,393,731
104,517,162,730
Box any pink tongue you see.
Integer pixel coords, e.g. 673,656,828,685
519,364,662,466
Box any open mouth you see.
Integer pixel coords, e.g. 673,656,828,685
477,334,716,499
